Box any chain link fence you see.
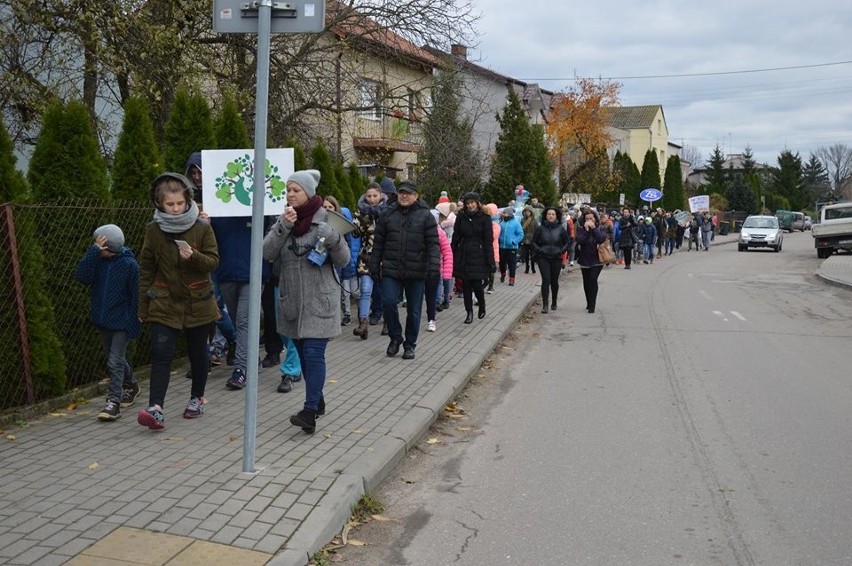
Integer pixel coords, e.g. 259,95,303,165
0,199,155,411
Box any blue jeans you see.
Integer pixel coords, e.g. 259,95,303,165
357,274,373,320
437,278,452,304
212,279,236,346
294,338,328,411
369,276,383,320
382,277,425,349
665,237,675,255
644,243,655,261
98,329,136,402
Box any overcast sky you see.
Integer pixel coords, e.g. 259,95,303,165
470,0,852,168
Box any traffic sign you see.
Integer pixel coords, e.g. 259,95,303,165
213,0,325,34
639,188,662,202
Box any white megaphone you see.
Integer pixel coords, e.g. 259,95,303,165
324,208,357,235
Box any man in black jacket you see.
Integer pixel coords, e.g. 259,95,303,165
369,181,440,360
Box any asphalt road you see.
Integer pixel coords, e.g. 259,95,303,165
336,231,852,566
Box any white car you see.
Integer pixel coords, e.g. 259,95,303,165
738,215,783,252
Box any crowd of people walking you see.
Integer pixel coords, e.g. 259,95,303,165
74,160,719,434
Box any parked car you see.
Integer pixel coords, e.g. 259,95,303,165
738,215,783,252
804,215,813,230
775,209,805,232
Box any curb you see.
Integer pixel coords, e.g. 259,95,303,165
270,291,539,565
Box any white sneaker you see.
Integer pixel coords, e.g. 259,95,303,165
427,320,437,332
569,261,574,266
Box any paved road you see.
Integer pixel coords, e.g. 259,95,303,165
0,231,849,565
341,231,852,565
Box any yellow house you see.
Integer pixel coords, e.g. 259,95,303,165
605,105,669,180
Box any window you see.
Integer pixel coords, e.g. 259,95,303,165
358,79,382,120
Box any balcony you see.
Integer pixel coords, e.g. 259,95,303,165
352,112,423,153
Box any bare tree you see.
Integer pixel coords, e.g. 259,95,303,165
1,0,480,161
815,144,852,191
679,144,703,169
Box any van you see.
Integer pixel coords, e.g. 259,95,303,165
775,210,805,232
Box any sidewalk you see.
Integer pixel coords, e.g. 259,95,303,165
0,274,540,566
815,254,852,290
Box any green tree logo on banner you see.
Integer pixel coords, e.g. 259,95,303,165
214,154,286,205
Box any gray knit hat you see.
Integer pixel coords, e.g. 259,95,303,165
287,169,321,198
94,224,125,253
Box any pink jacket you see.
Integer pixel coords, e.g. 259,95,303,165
436,225,454,279
483,203,500,263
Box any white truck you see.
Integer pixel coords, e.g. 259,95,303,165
812,201,852,258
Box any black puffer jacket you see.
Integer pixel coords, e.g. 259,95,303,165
369,199,439,279
452,208,494,279
618,215,636,248
531,220,569,260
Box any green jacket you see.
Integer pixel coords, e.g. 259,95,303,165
138,220,219,329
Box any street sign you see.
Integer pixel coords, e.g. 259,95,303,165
213,0,325,33
639,188,662,202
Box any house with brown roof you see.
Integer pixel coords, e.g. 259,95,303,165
605,105,669,179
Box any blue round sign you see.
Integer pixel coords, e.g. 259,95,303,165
639,188,662,202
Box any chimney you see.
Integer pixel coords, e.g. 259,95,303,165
450,44,468,60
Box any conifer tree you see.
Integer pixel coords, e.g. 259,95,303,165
28,101,109,200
348,163,365,200
487,90,555,205
705,144,728,196
334,162,355,209
612,151,642,206
215,95,250,149
662,155,684,210
111,97,161,201
162,88,215,172
640,149,661,191
419,71,482,204
284,138,308,171
0,121,28,202
726,174,757,214
311,142,338,200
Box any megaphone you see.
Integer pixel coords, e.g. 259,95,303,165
324,208,357,235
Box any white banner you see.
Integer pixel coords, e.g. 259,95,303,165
688,195,710,213
201,149,295,217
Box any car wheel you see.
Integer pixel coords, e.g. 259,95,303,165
738,245,745,252
774,244,780,253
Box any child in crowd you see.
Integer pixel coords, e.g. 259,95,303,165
137,173,219,429
74,224,141,421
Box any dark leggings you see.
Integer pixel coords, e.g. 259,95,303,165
520,244,535,272
462,278,485,312
537,256,562,306
581,265,604,310
622,246,633,267
148,322,211,408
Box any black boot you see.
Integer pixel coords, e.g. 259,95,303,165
317,396,325,417
464,310,473,324
290,408,317,433
478,304,486,319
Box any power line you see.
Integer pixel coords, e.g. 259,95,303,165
521,60,852,81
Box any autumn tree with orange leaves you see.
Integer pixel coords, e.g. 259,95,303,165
547,78,621,195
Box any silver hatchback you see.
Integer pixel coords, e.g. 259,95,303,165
738,215,783,252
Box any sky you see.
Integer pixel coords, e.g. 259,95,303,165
470,0,852,168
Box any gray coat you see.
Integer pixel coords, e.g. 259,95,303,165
262,208,350,339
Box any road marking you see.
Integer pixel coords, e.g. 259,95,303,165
730,311,746,321
713,310,728,321
699,289,713,300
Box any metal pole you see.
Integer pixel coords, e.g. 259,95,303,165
243,0,273,473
